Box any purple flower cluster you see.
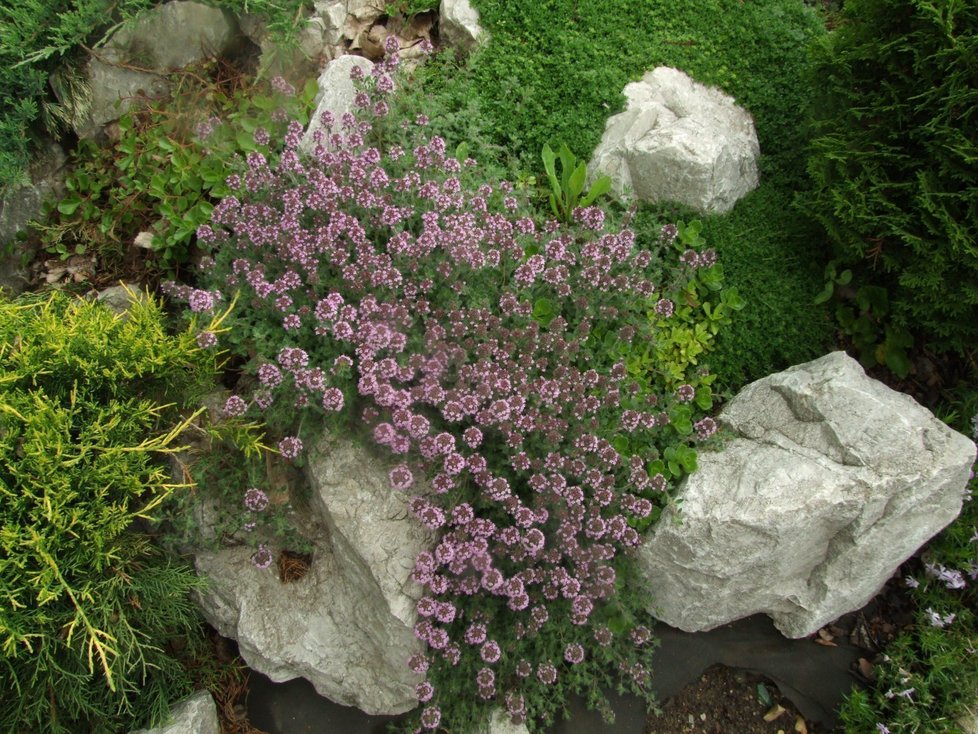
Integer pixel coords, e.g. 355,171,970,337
244,487,269,512
191,44,723,731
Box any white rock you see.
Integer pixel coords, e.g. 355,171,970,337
95,282,147,317
489,708,531,734
0,142,67,295
62,1,242,137
193,430,433,714
639,351,976,638
439,0,487,52
313,1,349,46
347,0,385,23
301,54,375,152
129,690,219,734
589,66,759,214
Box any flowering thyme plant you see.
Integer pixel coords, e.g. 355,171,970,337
172,37,731,732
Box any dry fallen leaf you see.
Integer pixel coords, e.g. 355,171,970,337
795,715,808,733
858,657,876,681
763,704,787,722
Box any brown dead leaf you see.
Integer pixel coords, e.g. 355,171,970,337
857,657,876,681
763,704,787,722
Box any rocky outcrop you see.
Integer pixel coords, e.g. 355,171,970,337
439,0,487,52
301,54,376,152
639,351,976,638
193,430,433,714
0,142,67,295
129,691,219,734
589,66,759,214
57,1,244,138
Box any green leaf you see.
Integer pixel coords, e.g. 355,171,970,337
57,197,82,216
694,387,713,411
757,683,773,707
568,161,587,201
813,282,834,305
580,175,611,207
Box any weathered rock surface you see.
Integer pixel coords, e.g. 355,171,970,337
301,54,375,152
439,0,487,52
129,690,219,734
0,142,67,295
240,11,327,81
639,351,976,638
589,66,759,214
194,430,433,714
59,1,243,137
490,708,531,734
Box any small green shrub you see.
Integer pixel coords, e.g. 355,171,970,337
35,66,317,274
0,289,230,733
800,0,978,363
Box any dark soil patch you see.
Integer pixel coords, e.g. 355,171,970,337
646,665,819,734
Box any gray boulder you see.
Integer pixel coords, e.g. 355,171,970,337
639,351,976,638
129,690,219,734
59,1,243,138
301,54,375,152
0,142,67,295
194,430,432,715
589,66,759,214
439,0,487,52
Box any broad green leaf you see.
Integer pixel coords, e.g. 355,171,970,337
57,197,82,216
580,175,611,206
568,162,587,200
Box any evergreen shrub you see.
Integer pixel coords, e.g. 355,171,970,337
800,0,978,361
0,289,228,733
175,40,738,732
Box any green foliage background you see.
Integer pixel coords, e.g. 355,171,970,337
799,0,978,359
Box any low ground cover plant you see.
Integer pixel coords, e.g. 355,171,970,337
0,288,239,733
169,41,735,731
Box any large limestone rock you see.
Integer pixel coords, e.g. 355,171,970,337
58,1,243,137
301,54,375,152
589,66,759,214
194,430,433,714
129,690,219,734
640,351,976,638
439,0,487,52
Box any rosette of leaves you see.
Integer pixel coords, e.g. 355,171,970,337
0,289,234,733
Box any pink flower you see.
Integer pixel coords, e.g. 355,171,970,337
388,464,414,490
278,436,303,459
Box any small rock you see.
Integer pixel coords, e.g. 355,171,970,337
439,0,487,52
128,690,219,734
589,66,760,213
